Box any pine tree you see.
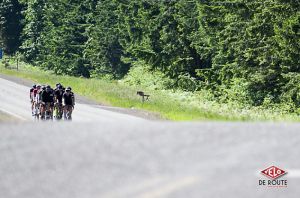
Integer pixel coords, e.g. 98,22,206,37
0,0,23,54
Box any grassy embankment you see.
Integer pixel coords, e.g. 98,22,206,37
0,59,299,121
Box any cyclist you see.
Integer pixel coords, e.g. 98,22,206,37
30,84,36,115
38,85,46,103
40,85,55,119
54,84,64,118
30,84,36,100
63,87,75,120
68,86,75,106
32,85,41,116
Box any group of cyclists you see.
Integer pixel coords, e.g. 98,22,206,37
29,83,75,120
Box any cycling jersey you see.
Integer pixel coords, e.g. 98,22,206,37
37,89,43,102
70,92,75,105
41,90,54,103
63,93,73,106
33,88,38,98
54,89,64,103
30,88,34,100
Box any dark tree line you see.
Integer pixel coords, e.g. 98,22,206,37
0,0,300,107
0,0,23,54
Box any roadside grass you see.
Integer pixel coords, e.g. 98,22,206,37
0,60,300,121
0,61,233,121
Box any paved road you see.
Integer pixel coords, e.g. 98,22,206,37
0,77,300,198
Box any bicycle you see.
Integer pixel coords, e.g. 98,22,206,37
41,102,53,120
33,101,40,120
54,102,63,120
64,105,73,120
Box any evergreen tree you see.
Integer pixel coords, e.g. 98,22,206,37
19,0,46,61
0,0,23,54
84,0,129,79
6,0,300,107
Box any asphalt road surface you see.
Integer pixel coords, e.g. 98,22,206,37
0,76,300,198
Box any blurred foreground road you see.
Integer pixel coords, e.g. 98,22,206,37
0,77,300,198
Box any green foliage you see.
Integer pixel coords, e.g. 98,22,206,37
1,0,300,114
19,0,46,61
116,0,203,78
176,73,198,92
123,60,174,90
193,0,300,106
84,0,129,79
0,0,23,54
281,73,300,108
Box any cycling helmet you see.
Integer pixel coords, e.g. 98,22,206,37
56,83,61,87
46,85,51,89
37,85,41,88
32,84,36,88
66,86,72,91
42,86,46,91
66,87,71,92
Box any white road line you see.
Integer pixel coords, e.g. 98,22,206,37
138,176,199,198
0,108,28,121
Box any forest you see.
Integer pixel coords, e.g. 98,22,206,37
0,0,299,110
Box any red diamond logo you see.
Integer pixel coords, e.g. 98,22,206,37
261,166,287,180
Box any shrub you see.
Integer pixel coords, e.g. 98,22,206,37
176,73,198,92
122,61,174,90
